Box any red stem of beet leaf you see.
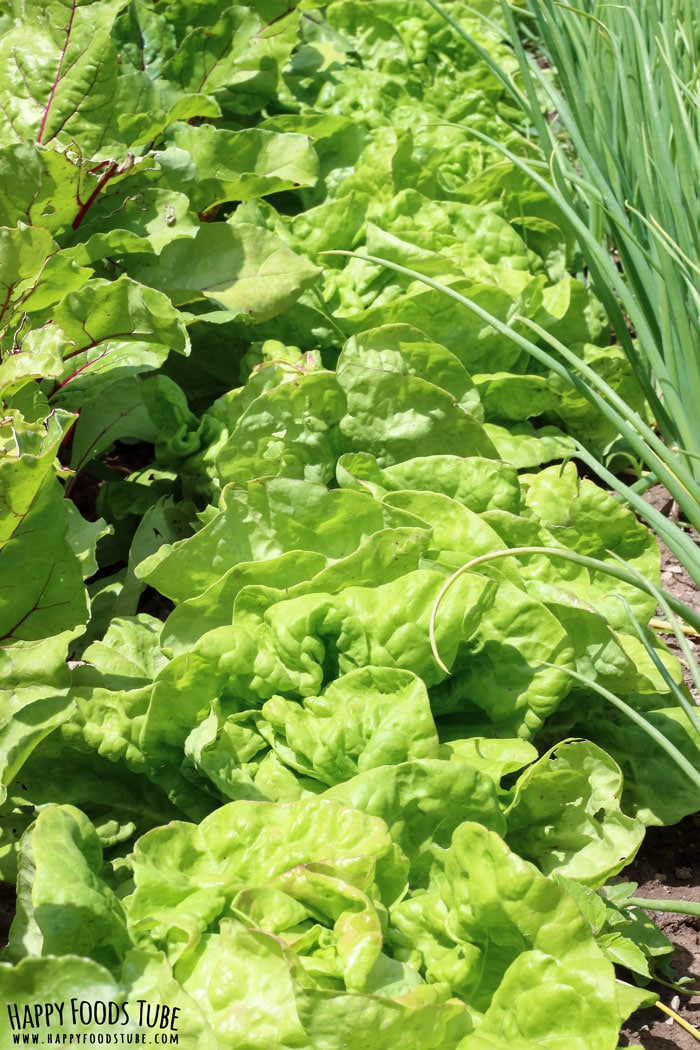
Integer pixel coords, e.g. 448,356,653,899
71,161,120,231
37,0,78,145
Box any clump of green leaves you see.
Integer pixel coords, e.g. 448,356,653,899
422,0,700,583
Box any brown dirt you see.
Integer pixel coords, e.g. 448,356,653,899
648,484,700,678
617,818,700,1049
0,881,13,945
618,486,699,1048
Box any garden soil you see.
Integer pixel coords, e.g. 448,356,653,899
618,817,700,1049
620,486,699,1049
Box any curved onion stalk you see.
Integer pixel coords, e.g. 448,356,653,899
324,249,700,583
559,666,700,793
426,544,700,785
570,445,700,580
620,597,700,727
609,574,700,714
511,313,700,519
557,662,697,788
425,544,700,673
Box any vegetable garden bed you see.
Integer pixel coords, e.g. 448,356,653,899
0,1,698,1047
619,815,700,1050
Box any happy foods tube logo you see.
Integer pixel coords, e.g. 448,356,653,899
5,999,181,1044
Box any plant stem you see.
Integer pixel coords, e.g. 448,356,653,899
549,664,700,789
652,974,700,996
655,1000,700,1041
627,897,700,918
425,544,700,668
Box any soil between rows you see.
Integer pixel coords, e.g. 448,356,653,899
619,487,699,1048
618,816,700,1048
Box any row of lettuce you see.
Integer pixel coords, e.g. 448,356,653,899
1,0,697,1046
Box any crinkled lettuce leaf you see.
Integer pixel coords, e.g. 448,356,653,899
390,822,625,1047
505,740,645,885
